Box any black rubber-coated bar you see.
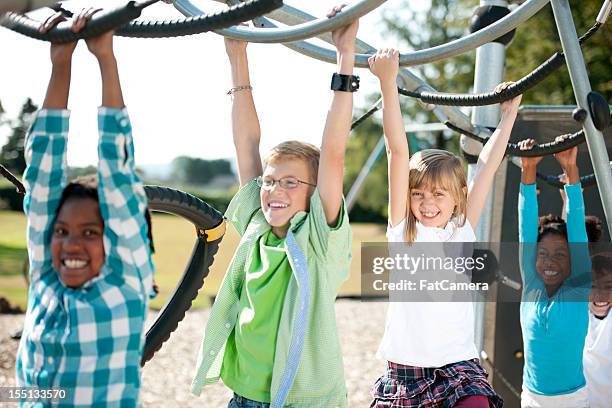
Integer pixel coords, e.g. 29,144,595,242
0,164,25,194
1,0,284,41
117,0,283,38
0,1,144,43
537,171,597,188
445,121,586,157
142,185,224,365
351,101,381,131
398,22,601,107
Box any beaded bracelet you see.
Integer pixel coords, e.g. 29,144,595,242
227,85,253,95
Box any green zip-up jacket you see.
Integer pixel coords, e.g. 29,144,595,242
191,179,352,408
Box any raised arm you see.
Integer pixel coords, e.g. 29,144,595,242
553,138,586,243
467,82,521,228
318,5,358,226
368,48,408,227
87,27,153,291
517,139,543,290
225,37,262,186
22,13,76,280
517,139,543,243
554,142,590,288
40,11,76,109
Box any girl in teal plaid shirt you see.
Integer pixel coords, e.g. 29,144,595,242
16,9,154,407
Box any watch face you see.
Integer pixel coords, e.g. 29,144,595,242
331,74,359,92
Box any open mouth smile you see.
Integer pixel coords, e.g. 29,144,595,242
543,270,559,277
268,201,289,210
420,210,440,219
61,258,89,270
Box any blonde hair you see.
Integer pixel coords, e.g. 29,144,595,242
405,149,467,242
265,141,320,183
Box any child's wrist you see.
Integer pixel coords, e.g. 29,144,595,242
228,51,248,64
379,78,397,90
96,53,116,66
336,45,355,56
562,165,579,183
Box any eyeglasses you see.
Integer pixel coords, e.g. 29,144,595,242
256,176,316,191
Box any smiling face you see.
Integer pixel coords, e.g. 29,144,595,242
405,150,467,241
51,197,105,288
409,185,458,228
535,233,571,292
260,158,315,238
590,259,612,318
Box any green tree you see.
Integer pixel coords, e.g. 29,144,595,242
505,1,611,104
171,156,235,186
0,98,37,174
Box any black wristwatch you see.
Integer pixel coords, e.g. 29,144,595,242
330,73,360,92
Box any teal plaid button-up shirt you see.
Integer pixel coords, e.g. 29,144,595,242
16,108,154,407
192,179,352,408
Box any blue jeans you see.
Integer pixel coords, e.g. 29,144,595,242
228,393,270,408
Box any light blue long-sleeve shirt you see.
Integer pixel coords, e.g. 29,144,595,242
519,182,590,396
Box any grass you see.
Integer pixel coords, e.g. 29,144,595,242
0,210,386,311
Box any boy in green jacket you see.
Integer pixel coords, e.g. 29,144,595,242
191,6,358,408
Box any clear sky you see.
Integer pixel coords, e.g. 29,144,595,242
0,0,404,168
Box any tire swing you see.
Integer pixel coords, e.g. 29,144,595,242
142,185,226,366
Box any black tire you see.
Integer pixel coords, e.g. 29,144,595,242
141,186,225,365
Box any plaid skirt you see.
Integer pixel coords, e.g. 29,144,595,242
370,359,503,408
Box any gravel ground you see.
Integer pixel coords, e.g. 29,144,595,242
0,300,387,407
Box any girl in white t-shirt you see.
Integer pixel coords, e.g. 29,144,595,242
584,252,612,408
368,48,520,407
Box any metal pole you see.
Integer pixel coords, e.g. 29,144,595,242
550,0,612,236
346,136,386,212
468,0,509,354
346,123,450,211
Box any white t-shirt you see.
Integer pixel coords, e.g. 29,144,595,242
583,313,612,408
376,218,479,367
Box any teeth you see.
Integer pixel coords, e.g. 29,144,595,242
63,259,87,269
422,211,438,218
594,302,610,307
269,203,288,208
544,270,558,277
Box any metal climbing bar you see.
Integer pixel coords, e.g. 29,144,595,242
175,0,385,43
212,1,481,137
195,0,548,68
550,0,612,236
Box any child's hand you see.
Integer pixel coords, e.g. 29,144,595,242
553,134,578,172
368,48,399,85
495,81,521,119
224,23,248,62
518,138,543,169
75,8,114,61
224,37,248,61
328,4,359,55
40,11,77,65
